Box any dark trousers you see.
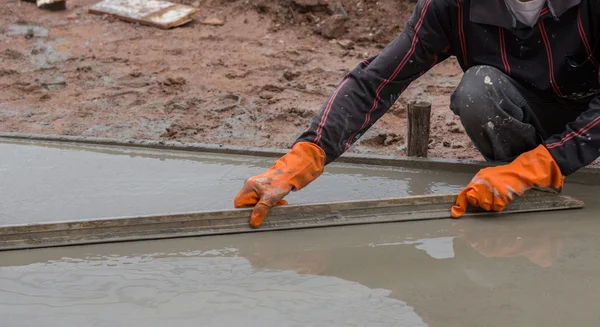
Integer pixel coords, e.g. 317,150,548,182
449,65,588,162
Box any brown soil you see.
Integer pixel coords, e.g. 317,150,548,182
0,0,580,165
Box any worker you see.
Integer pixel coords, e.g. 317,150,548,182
234,0,599,227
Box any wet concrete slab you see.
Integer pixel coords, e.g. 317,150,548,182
0,140,470,225
0,187,598,327
1,139,599,326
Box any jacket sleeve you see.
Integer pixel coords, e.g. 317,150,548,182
544,95,600,176
294,0,453,165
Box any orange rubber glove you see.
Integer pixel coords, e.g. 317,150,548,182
234,142,326,227
451,144,563,218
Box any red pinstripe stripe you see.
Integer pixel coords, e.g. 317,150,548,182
314,59,372,144
543,8,600,150
343,0,434,150
577,8,599,70
314,76,350,144
498,27,511,75
539,7,550,17
546,115,600,149
539,21,563,97
456,0,467,67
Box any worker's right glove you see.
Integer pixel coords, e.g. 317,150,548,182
233,142,326,228
451,144,564,218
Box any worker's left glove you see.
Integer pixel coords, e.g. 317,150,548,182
234,142,326,227
451,144,564,218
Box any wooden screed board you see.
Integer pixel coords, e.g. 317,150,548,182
0,191,584,251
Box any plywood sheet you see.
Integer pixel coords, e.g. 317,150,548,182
89,0,200,29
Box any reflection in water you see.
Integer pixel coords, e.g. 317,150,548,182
0,250,428,327
369,237,456,260
0,193,597,327
452,219,563,268
0,220,568,327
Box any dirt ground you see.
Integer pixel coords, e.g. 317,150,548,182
0,0,514,162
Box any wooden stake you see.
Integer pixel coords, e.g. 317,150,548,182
407,101,432,157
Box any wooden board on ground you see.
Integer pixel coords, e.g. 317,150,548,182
0,191,584,251
89,0,200,29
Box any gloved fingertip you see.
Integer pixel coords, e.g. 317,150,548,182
233,198,247,208
233,184,260,208
249,215,264,228
249,203,270,228
451,191,469,218
234,197,257,208
466,189,479,207
491,203,505,212
451,205,465,218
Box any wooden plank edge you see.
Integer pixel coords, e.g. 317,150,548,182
0,194,584,252
0,193,459,233
0,201,583,252
0,191,574,234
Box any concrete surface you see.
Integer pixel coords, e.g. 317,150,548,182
1,139,598,327
0,186,597,327
0,140,469,225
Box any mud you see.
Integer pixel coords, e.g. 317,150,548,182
0,186,598,327
0,140,470,225
3,1,600,168
0,0,483,163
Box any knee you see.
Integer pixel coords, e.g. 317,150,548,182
450,65,508,117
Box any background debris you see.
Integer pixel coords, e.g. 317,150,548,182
37,0,66,11
89,0,200,29
201,17,225,26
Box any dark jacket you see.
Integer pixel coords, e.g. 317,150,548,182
295,0,600,176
